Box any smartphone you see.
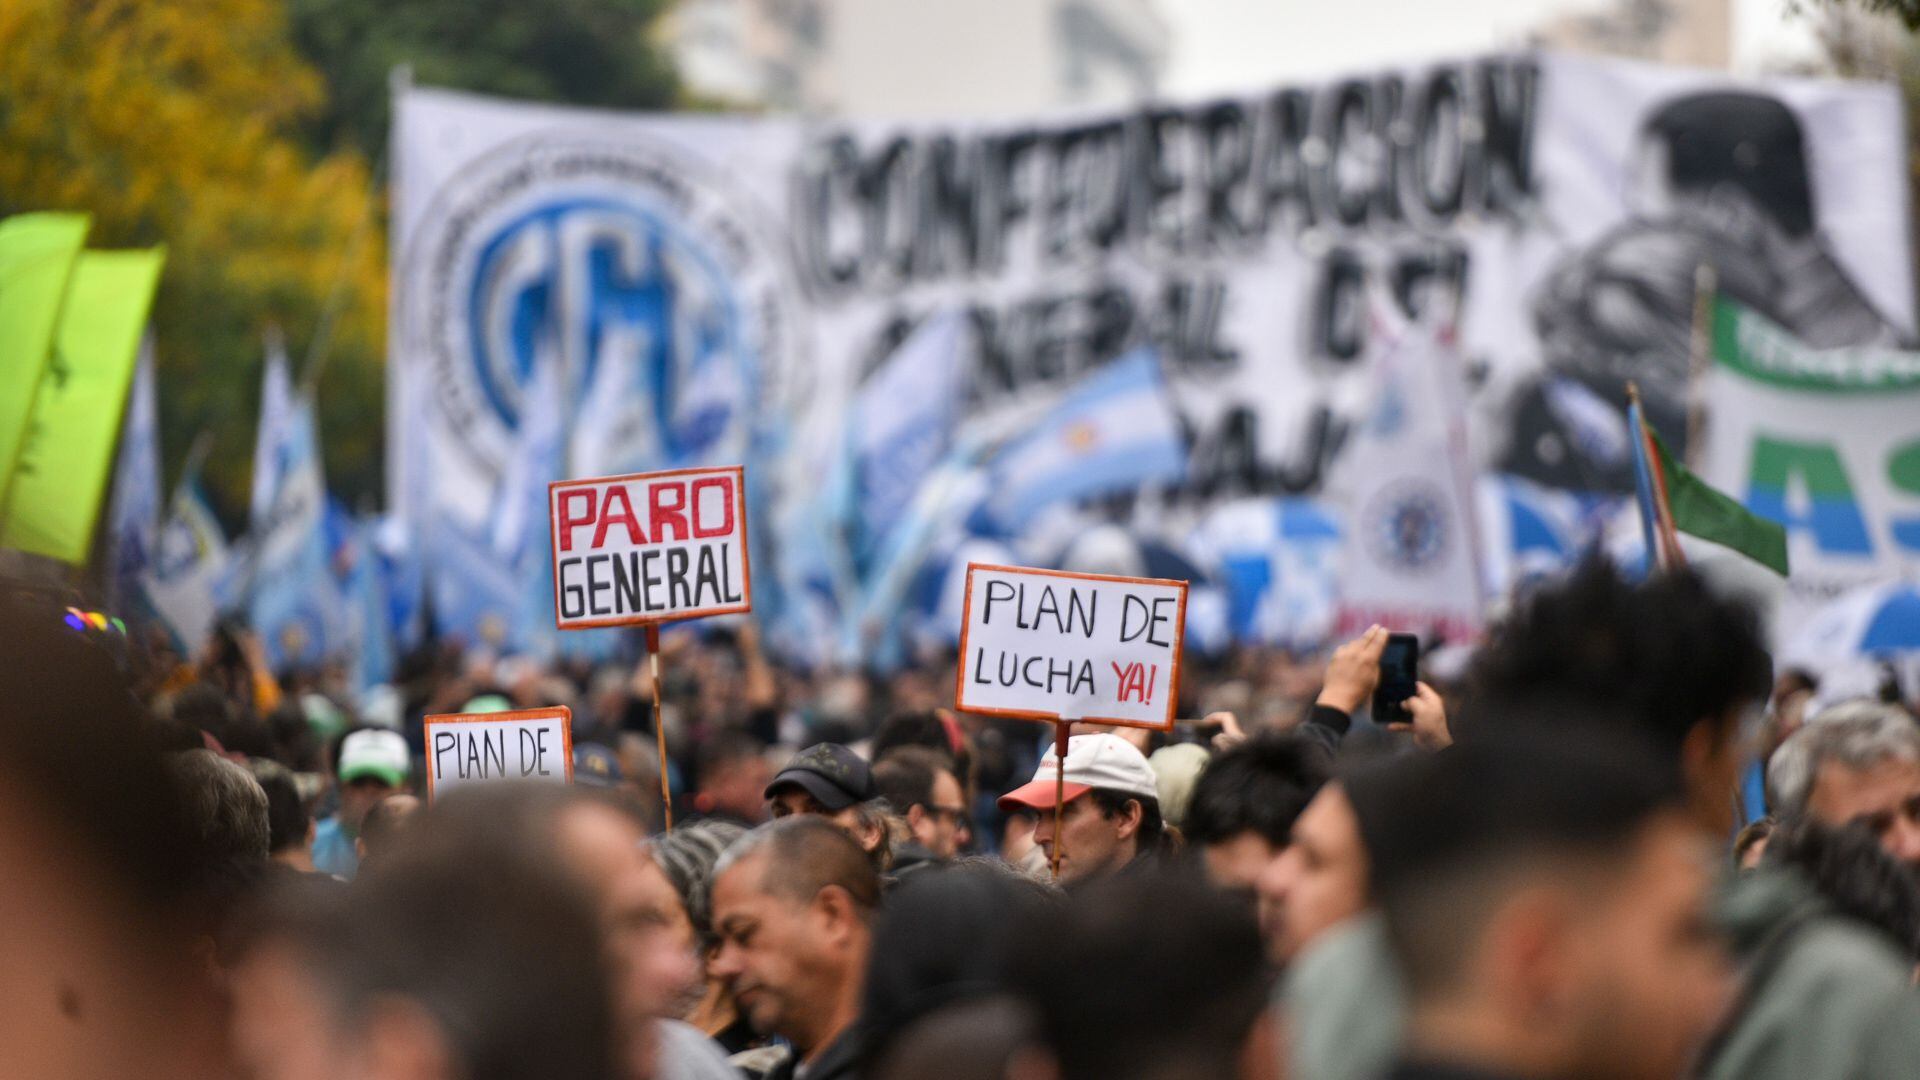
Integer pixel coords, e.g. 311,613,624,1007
1375,633,1420,725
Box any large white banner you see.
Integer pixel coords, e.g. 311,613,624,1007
391,52,1914,656
1695,300,1920,629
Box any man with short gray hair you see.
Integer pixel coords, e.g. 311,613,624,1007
1767,700,1920,871
709,817,878,1080
170,749,271,861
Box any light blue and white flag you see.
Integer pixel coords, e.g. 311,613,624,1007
144,470,228,650
845,311,969,573
373,514,427,653
845,456,992,664
249,327,294,530
1193,497,1344,648
248,401,345,670
427,513,522,652
497,354,619,659
346,517,395,696
1476,473,1593,600
1542,376,1632,469
570,323,644,480
493,346,564,562
983,347,1187,530
1332,301,1484,643
105,336,160,612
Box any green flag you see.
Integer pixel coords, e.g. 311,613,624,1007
0,247,166,564
1649,427,1790,576
0,213,91,496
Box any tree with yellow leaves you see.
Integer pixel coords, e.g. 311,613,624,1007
0,0,386,516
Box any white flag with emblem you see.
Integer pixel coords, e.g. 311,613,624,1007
1332,300,1485,644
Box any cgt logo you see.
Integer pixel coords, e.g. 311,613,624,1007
467,197,743,466
401,133,792,492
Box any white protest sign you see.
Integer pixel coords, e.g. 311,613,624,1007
424,706,574,801
549,466,751,629
955,564,1188,730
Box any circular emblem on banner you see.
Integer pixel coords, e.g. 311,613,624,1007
1362,480,1452,572
399,131,798,487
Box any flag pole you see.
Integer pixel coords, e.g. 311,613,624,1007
646,624,673,829
1646,443,1687,571
1437,283,1490,626
1627,382,1686,572
1626,382,1665,572
179,429,216,490
1685,264,1717,470
1050,720,1070,882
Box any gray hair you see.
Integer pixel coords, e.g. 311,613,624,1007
647,819,747,938
714,816,882,916
168,749,270,862
1768,701,1920,820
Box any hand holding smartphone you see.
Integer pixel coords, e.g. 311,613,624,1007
1374,633,1420,725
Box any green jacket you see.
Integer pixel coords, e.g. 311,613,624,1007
1699,866,1920,1080
1282,912,1404,1080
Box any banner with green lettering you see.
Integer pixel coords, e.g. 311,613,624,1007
0,213,90,500
1695,299,1920,627
0,247,166,564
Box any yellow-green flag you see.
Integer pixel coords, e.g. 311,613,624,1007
0,213,91,495
0,247,166,564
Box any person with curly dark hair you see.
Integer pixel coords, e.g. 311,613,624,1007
1466,557,1772,835
1184,730,1331,898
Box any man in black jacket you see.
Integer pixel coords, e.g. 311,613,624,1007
709,817,878,1080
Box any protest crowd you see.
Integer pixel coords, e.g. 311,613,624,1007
7,551,1920,1080
15,5,1920,1078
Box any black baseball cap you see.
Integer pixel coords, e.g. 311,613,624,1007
764,743,875,811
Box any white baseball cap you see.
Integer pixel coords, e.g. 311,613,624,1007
998,733,1159,811
339,728,411,787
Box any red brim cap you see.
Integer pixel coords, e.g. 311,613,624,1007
997,779,1093,813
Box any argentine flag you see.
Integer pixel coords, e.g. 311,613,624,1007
985,347,1187,530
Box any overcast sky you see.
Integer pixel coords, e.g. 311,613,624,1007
1160,0,1822,97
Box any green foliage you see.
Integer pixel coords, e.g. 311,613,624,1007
0,0,682,531
0,0,387,526
288,0,681,161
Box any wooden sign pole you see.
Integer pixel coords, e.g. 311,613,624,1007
645,625,673,829
551,466,754,834
1050,720,1071,881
